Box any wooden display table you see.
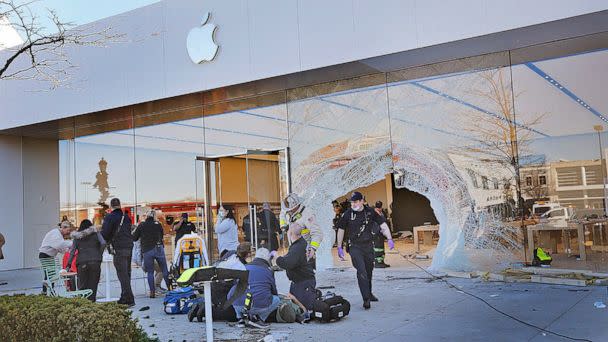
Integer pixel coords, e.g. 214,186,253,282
413,224,439,252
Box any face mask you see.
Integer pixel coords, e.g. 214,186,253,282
351,203,363,211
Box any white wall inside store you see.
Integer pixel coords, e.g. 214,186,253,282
339,174,392,211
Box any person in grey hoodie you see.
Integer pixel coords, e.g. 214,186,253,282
215,205,239,255
66,219,106,301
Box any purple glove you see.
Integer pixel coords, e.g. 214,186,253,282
337,246,345,260
388,239,395,250
269,250,278,259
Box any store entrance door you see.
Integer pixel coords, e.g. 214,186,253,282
195,148,290,263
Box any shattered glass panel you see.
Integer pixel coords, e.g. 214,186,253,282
287,75,392,268
388,61,524,271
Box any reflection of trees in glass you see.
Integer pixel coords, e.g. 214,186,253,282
93,157,110,204
455,68,546,217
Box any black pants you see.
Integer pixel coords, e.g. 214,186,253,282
373,234,386,264
290,279,317,311
113,249,134,304
78,261,101,302
349,243,374,301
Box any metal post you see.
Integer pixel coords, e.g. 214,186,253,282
594,125,608,217
203,281,213,342
249,205,255,249
204,161,214,264
253,205,258,250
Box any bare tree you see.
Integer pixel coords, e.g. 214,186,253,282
454,67,546,217
0,0,120,88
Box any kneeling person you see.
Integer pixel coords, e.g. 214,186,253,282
275,223,316,312
231,248,280,328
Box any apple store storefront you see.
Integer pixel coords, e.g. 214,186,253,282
2,8,608,271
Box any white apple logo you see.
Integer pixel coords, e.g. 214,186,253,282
187,12,219,64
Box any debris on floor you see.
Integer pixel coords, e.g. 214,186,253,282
593,301,606,309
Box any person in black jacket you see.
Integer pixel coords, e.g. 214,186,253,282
173,213,196,246
336,192,395,310
259,203,280,252
101,198,135,306
133,209,170,298
66,219,105,301
275,222,316,311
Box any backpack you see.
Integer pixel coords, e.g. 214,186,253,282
312,292,350,322
163,286,197,314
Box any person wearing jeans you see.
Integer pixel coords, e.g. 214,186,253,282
133,209,170,298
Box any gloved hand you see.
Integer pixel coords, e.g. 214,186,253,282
269,250,278,260
306,247,316,260
337,246,345,260
388,239,395,250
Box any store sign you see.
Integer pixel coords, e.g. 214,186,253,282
187,12,219,64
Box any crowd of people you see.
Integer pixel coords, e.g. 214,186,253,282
37,189,395,325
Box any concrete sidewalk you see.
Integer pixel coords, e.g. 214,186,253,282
2,258,607,341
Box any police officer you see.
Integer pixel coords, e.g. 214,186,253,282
336,192,394,309
373,201,391,268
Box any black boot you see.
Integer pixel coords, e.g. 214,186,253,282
370,294,378,302
363,299,371,309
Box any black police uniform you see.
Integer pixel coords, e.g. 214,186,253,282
336,206,386,302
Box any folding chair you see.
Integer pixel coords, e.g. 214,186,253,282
40,257,92,299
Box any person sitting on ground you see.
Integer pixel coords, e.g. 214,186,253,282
66,219,105,301
39,221,73,294
230,248,280,328
215,205,239,255
275,223,316,313
189,246,246,323
173,213,196,246
267,293,309,323
133,209,171,298
236,242,252,265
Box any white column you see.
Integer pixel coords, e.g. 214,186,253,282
0,135,24,271
22,137,60,268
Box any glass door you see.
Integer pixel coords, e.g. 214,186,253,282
245,148,290,252
196,148,291,262
195,156,221,263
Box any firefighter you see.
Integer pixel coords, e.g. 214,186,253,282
373,201,391,268
336,192,394,309
279,193,323,261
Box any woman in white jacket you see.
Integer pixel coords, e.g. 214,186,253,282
215,205,239,255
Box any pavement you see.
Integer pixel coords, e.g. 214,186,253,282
1,249,608,341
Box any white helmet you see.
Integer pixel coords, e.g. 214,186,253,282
282,193,303,214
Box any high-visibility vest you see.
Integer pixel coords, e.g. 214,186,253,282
536,247,552,261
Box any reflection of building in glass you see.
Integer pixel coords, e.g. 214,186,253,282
521,157,607,209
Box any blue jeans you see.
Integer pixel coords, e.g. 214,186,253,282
143,245,169,293
234,295,281,321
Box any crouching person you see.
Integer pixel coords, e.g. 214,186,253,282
275,223,316,315
230,248,280,328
